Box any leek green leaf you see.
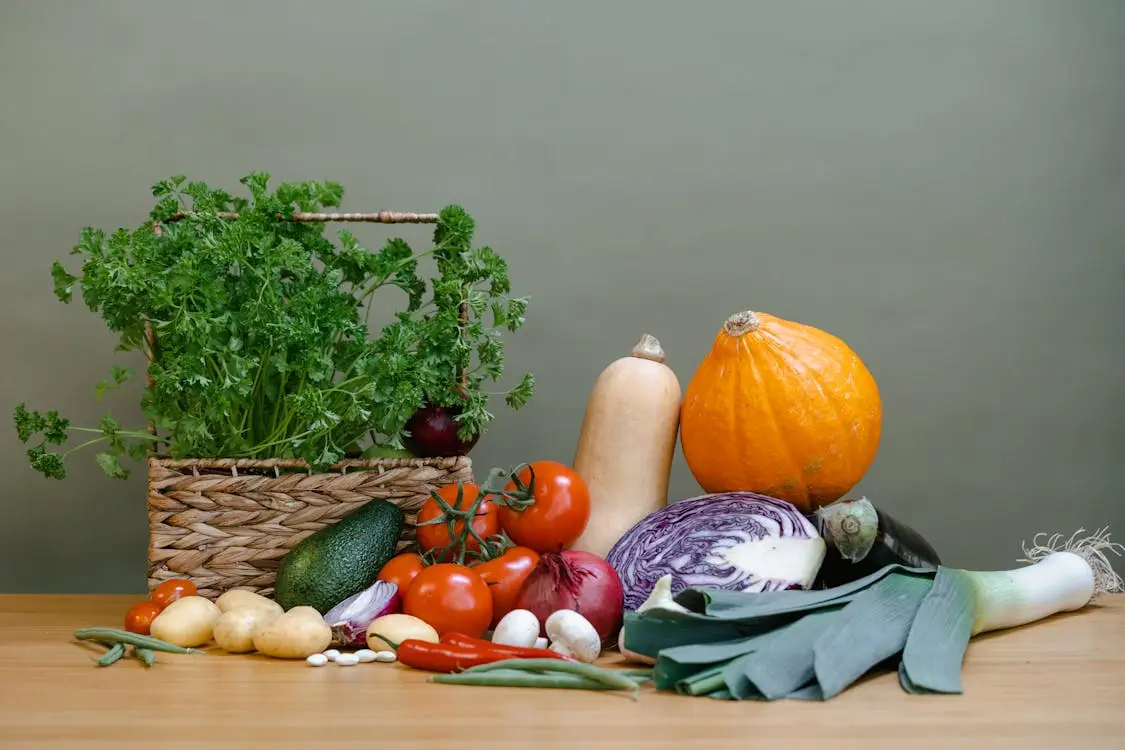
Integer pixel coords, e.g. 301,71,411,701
787,684,824,701
654,629,778,692
719,652,758,699
658,631,773,667
738,607,840,700
812,572,934,699
622,611,749,663
898,662,931,694
673,563,933,622
675,661,729,696
899,567,974,694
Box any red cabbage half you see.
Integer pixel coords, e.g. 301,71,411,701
605,492,827,611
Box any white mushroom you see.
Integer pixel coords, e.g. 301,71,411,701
544,609,601,664
491,609,541,649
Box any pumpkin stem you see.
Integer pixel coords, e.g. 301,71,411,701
630,334,666,363
724,311,762,336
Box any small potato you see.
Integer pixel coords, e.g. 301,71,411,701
284,605,327,622
213,607,279,653
150,595,221,648
366,613,438,652
252,608,332,659
215,589,284,615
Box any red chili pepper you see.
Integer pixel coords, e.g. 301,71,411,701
396,636,567,673
440,631,573,661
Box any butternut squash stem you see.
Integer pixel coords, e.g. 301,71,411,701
630,334,666,363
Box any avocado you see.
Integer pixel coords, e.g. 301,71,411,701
273,498,405,613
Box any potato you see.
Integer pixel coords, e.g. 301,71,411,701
213,607,279,653
366,613,439,652
149,595,221,648
215,589,284,615
284,605,327,622
252,607,332,659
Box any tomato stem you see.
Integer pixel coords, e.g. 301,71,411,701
424,462,536,566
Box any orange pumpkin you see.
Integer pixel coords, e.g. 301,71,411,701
679,309,882,512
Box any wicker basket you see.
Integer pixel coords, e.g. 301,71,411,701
147,456,473,598
143,207,476,599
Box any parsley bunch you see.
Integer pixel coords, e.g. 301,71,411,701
14,172,534,480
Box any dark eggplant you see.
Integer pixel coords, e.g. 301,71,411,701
810,497,942,589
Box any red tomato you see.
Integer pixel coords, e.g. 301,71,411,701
416,483,500,558
473,546,540,627
498,461,591,553
124,601,164,635
151,578,197,609
377,552,426,596
403,563,493,638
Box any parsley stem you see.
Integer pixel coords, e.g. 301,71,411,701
68,427,160,441
61,436,109,457
233,425,318,457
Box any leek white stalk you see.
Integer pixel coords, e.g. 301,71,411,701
957,527,1123,636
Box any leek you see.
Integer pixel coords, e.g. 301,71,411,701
621,527,1123,701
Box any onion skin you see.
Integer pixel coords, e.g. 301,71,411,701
511,550,625,645
323,581,402,648
403,403,480,458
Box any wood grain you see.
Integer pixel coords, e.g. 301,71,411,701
1,594,1122,750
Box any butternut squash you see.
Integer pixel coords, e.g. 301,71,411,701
571,334,682,558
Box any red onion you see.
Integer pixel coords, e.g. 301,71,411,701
511,550,625,644
403,403,480,458
323,580,401,647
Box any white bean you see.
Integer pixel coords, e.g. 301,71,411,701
335,652,359,666
534,637,548,650
306,653,328,667
323,649,340,661
374,650,397,663
355,649,377,663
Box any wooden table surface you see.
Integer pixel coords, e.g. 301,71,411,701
1,594,1123,750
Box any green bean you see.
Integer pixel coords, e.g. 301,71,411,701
95,643,126,667
73,628,205,654
134,647,157,667
430,670,638,699
525,665,651,683
461,658,640,692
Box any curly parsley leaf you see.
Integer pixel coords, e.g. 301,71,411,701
15,175,534,480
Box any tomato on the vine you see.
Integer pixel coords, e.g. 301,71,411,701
416,483,500,557
377,552,426,596
403,563,493,638
498,461,591,553
473,546,540,627
151,578,196,609
124,600,164,635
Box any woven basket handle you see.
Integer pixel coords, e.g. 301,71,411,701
145,210,465,445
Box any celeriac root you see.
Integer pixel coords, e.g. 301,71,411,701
1019,527,1125,596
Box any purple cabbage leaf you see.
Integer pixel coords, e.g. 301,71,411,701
605,492,826,611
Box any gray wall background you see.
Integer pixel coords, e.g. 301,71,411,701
1,1,1122,593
